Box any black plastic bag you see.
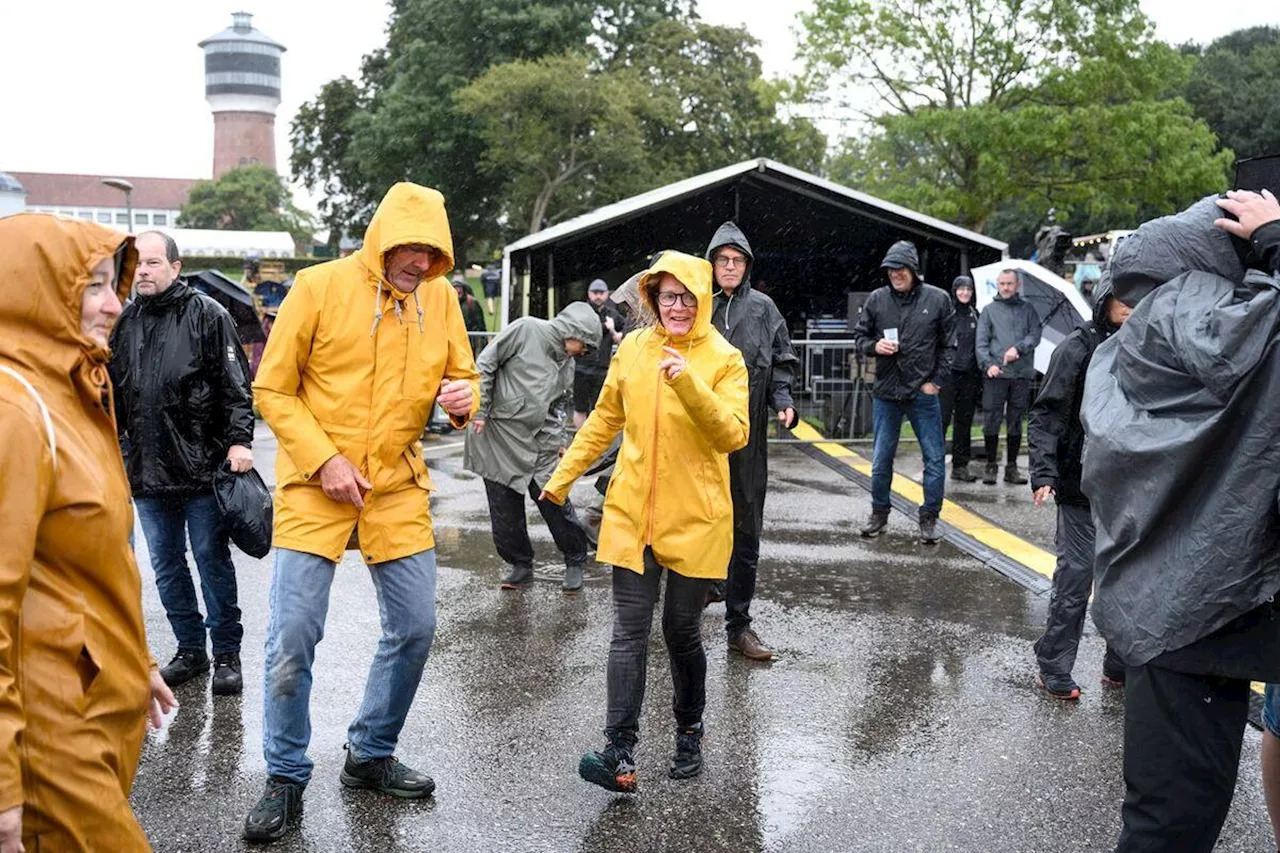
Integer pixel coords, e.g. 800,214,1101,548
213,462,273,559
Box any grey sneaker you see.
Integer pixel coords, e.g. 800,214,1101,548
500,563,534,589
563,563,585,594
859,510,890,538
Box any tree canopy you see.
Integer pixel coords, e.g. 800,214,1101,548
1183,26,1280,163
178,165,316,246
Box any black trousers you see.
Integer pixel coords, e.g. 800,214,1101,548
482,478,588,569
1115,664,1250,853
606,549,711,736
1033,504,1095,677
982,377,1031,438
940,370,981,467
573,370,606,414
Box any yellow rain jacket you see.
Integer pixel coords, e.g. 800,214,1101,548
543,251,749,578
254,183,480,564
0,214,152,850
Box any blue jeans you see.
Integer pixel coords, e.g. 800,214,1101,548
870,392,946,518
262,548,438,784
135,492,243,655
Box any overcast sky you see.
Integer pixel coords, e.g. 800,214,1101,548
1,0,1275,197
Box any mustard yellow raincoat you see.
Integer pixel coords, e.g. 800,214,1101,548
254,183,480,563
543,251,749,578
0,214,153,851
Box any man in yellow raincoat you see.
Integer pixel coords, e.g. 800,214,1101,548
244,183,479,843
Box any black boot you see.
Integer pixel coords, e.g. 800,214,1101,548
982,435,999,484
212,652,243,696
951,463,976,482
859,509,890,538
668,723,703,780
242,776,304,843
160,648,210,688
1004,434,1028,485
500,563,534,589
339,746,435,799
579,729,638,792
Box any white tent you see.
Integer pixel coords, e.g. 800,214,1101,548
152,227,295,257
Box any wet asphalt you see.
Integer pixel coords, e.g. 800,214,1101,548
129,428,1274,852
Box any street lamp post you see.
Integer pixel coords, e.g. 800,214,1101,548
101,178,135,233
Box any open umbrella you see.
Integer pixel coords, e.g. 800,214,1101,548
186,270,266,344
972,260,1090,374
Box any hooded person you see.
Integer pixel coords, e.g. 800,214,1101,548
245,182,480,843
1081,190,1280,853
851,240,956,543
975,268,1042,485
0,214,177,851
701,222,798,662
573,278,627,426
541,250,749,793
452,273,487,340
1026,272,1132,701
939,274,982,481
464,301,601,593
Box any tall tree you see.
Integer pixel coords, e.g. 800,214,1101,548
179,165,316,246
798,0,1231,233
1183,26,1280,162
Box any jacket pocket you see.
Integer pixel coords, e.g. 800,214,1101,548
405,445,435,491
490,394,525,420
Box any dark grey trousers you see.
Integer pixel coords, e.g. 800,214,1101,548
1033,503,1095,677
482,478,588,569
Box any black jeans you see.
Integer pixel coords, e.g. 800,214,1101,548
725,498,763,638
1115,664,1250,853
606,549,711,737
982,377,1031,438
482,478,588,569
940,370,981,467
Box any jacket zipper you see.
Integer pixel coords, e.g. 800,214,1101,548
645,340,663,546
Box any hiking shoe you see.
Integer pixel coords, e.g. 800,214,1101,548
668,724,703,780
160,648,209,688
212,652,243,696
983,463,999,485
500,563,534,590
1004,464,1028,485
242,776,304,843
1102,649,1127,688
859,509,890,538
563,563,585,594
1036,672,1082,701
729,629,773,661
951,464,976,482
704,581,727,607
919,513,941,545
339,748,435,799
579,734,637,793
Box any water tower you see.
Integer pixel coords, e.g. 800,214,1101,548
199,12,286,179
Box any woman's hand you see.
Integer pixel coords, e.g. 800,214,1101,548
658,346,686,381
147,668,178,730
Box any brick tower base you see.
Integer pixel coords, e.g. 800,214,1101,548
213,112,276,178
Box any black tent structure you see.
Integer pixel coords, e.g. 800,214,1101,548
500,159,1007,331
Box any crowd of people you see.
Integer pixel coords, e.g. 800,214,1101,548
3,176,1280,851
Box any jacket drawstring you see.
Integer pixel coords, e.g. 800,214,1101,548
370,278,386,337
413,291,425,333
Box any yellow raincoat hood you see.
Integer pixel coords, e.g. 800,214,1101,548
356,182,455,294
544,250,749,578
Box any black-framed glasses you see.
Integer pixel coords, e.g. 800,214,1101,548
656,291,698,307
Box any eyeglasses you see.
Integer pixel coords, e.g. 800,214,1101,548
656,291,698,307
713,256,746,269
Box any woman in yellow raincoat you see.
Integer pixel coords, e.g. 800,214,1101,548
542,250,749,792
0,214,176,851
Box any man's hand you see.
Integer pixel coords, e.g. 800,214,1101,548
0,805,22,853
1002,346,1020,365
1033,485,1055,508
920,382,940,396
438,379,474,418
226,444,253,473
658,346,686,380
147,668,178,730
874,339,899,356
986,365,1002,379
318,454,372,509
604,315,616,333
471,418,486,435
777,407,796,427
1215,189,1280,239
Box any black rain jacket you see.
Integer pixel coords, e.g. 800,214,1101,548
1027,277,1120,507
707,222,799,533
109,282,255,497
951,291,980,375
576,299,628,377
852,278,955,401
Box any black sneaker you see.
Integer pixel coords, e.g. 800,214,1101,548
668,724,703,780
212,653,243,696
243,776,304,843
919,513,940,545
859,510,889,538
500,564,534,590
160,648,210,688
1036,671,1082,701
579,732,637,793
339,747,435,799
563,563,585,594
1101,648,1127,688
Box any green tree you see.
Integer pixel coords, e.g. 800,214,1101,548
1184,27,1280,162
178,165,316,247
798,0,1231,234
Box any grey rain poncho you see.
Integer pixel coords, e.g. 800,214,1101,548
1081,195,1280,667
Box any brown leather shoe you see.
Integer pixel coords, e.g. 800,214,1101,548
729,630,773,662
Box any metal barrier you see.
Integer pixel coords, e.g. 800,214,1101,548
787,338,877,442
